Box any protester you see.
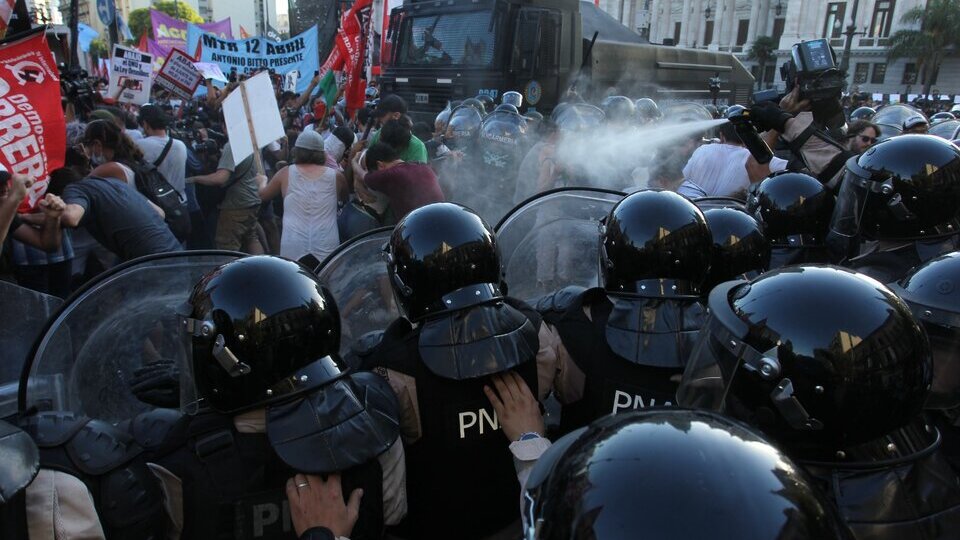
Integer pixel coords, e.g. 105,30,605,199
258,130,346,263
354,142,444,220
368,96,429,163
188,142,266,253
136,104,188,200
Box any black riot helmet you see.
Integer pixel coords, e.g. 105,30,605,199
748,171,835,246
600,96,636,124
889,251,960,412
181,256,344,414
462,97,486,115
494,103,520,115
0,420,39,505
850,106,876,121
385,203,504,321
434,102,453,136
700,207,770,291
678,265,932,460
831,134,960,243
523,409,852,540
501,90,523,109
601,190,712,297
444,105,484,150
634,97,661,124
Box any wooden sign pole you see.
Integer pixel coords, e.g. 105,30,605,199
239,81,265,176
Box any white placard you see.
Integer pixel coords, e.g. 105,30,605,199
156,48,203,101
954,95,960,104
889,93,901,103
108,45,153,105
222,72,284,167
194,62,228,83
871,93,883,102
907,94,918,102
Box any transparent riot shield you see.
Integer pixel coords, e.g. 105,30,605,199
315,227,399,358
19,251,242,423
495,188,625,303
0,282,62,417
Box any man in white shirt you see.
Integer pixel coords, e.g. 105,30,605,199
677,121,787,199
136,104,188,200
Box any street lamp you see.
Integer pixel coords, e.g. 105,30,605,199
774,0,783,17
704,5,712,19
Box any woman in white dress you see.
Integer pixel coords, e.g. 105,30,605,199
258,130,347,263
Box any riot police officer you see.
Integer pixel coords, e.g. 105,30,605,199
696,203,771,292
0,420,38,537
130,256,404,540
748,171,835,268
600,96,636,127
634,97,662,125
828,134,960,282
501,90,523,109
890,252,960,472
355,202,557,540
522,410,853,539
678,265,960,538
475,103,528,222
537,190,711,431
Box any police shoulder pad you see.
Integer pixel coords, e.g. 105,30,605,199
120,408,186,451
65,418,143,476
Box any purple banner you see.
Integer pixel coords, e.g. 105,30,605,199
151,9,232,52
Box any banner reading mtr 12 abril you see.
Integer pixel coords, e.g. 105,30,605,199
188,25,319,94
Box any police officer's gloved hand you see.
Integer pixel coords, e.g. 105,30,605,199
749,101,793,133
130,360,181,408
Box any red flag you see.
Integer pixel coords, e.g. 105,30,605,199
336,0,372,117
0,0,15,39
0,31,66,211
137,31,149,52
239,25,250,39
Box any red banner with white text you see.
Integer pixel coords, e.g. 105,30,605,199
0,30,66,211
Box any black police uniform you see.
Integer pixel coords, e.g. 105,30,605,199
17,412,168,540
359,298,541,539
539,190,711,433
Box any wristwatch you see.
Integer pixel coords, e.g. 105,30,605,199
518,432,543,442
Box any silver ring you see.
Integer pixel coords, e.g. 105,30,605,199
296,482,309,489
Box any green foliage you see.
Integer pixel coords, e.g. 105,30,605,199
127,0,205,41
748,36,777,90
89,38,109,60
886,0,960,94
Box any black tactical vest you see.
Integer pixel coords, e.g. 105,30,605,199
800,419,960,540
0,493,27,539
128,409,385,540
541,288,706,434
17,412,167,540
361,299,541,540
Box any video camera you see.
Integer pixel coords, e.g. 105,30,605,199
59,65,97,118
780,39,844,103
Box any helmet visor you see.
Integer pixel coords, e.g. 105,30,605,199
677,281,784,412
829,156,876,240
502,91,523,109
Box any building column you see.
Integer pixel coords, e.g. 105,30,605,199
747,0,762,43
679,0,692,46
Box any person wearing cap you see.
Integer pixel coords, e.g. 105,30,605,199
367,95,428,164
903,114,930,135
136,104,188,201
257,130,347,264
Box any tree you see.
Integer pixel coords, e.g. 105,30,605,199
128,0,204,42
747,35,777,91
887,0,960,97
89,38,109,61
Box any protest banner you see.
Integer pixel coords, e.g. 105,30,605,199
151,9,232,51
109,45,153,105
195,62,228,83
222,72,284,174
0,29,66,211
188,25,319,94
143,38,169,74
156,48,203,101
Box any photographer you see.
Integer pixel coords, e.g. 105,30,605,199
748,40,853,190
137,105,187,202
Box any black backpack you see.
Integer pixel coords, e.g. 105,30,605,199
130,138,191,241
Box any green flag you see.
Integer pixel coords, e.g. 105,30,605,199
318,70,338,109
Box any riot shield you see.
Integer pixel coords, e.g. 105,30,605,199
315,227,399,358
930,119,960,140
495,188,625,303
873,103,924,129
19,251,243,423
0,282,62,417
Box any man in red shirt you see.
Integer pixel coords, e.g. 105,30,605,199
356,143,445,220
